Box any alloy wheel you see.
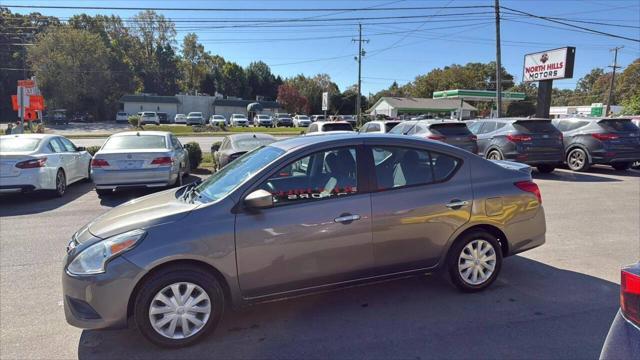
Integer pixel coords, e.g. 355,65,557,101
488,151,502,160
56,170,66,196
568,149,586,170
149,282,211,339
458,240,497,286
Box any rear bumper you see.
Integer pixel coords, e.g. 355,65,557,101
0,168,52,191
504,150,564,165
505,206,546,256
257,121,273,126
591,149,640,164
92,167,176,189
600,311,640,360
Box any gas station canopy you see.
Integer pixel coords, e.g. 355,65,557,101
433,89,525,102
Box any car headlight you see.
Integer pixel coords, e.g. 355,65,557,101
67,229,146,275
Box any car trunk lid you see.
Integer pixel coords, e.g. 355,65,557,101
428,123,477,152
511,120,563,153
92,149,173,170
596,119,640,151
0,153,39,177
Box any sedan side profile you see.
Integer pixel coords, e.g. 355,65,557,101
91,131,190,196
467,118,564,173
63,133,546,348
552,117,640,171
0,134,91,197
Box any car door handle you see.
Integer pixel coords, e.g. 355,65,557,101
446,200,469,209
334,214,361,223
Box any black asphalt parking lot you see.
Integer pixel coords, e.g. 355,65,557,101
0,167,638,359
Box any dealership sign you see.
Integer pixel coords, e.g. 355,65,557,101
523,47,575,82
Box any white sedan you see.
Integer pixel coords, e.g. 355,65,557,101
0,134,91,197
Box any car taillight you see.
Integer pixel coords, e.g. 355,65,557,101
514,180,542,204
506,134,533,142
91,159,110,168
592,133,619,141
427,135,446,141
15,157,47,169
151,157,173,166
621,268,640,326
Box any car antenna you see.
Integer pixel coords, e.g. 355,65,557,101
403,120,419,135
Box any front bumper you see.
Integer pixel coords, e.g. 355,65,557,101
92,167,175,189
257,121,273,126
62,256,143,329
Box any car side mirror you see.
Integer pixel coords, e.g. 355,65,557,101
76,146,86,152
244,189,273,209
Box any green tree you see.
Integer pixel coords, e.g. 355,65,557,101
181,33,205,93
246,61,278,100
28,27,111,118
616,58,640,105
220,62,246,97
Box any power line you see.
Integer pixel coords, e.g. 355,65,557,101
500,6,640,43
2,4,493,12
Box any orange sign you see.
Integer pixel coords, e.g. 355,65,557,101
24,110,38,121
11,95,18,111
18,79,35,87
29,95,44,111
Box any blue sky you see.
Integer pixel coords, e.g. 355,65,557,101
6,0,640,95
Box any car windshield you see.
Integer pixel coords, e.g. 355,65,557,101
142,113,154,117
323,123,353,131
194,146,284,203
117,112,127,116
102,135,167,150
385,122,401,132
598,119,639,132
429,123,472,136
233,115,246,119
188,113,202,117
235,138,275,150
298,116,309,119
257,115,269,119
0,138,41,152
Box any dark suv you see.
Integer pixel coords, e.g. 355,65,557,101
389,120,478,154
467,118,564,173
551,117,640,171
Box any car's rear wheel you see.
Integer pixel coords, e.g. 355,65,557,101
536,164,555,173
134,266,224,348
567,148,590,171
51,169,67,197
611,162,631,171
487,150,502,160
174,170,184,187
447,231,502,292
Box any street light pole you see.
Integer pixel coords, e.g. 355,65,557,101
606,46,623,116
494,0,502,118
353,24,369,127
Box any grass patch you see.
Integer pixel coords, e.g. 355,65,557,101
63,125,302,138
200,152,215,171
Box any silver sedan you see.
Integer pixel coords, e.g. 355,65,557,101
91,131,190,196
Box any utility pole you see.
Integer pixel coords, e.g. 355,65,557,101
494,0,502,118
606,46,623,116
353,24,369,127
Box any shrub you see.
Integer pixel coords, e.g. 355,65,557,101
128,115,140,128
85,145,101,156
184,142,203,169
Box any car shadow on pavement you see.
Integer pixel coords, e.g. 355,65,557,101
97,175,204,208
0,181,93,216
533,169,622,183
77,256,619,360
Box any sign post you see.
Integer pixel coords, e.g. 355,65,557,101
322,92,329,120
523,47,575,118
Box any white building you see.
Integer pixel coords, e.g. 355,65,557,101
120,95,179,119
549,103,623,118
368,97,477,119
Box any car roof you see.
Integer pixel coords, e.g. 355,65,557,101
0,134,57,140
109,131,170,137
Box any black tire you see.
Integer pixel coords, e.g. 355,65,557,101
95,188,112,197
52,169,66,197
536,164,556,173
566,148,590,171
611,162,631,171
487,150,502,161
174,170,184,187
134,266,224,348
447,230,503,293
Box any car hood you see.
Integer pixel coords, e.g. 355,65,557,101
80,188,199,241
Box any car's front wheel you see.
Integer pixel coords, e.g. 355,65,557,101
567,148,590,171
447,231,502,292
134,266,224,348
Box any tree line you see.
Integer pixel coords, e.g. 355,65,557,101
1,7,638,121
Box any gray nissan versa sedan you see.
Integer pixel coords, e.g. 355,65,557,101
62,133,546,347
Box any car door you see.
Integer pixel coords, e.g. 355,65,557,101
234,145,374,298
365,142,472,273
475,121,496,156
170,135,187,171
49,137,78,182
59,137,87,181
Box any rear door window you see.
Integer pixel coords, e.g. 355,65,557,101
49,138,65,153
371,146,434,190
480,121,497,134
59,137,77,152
